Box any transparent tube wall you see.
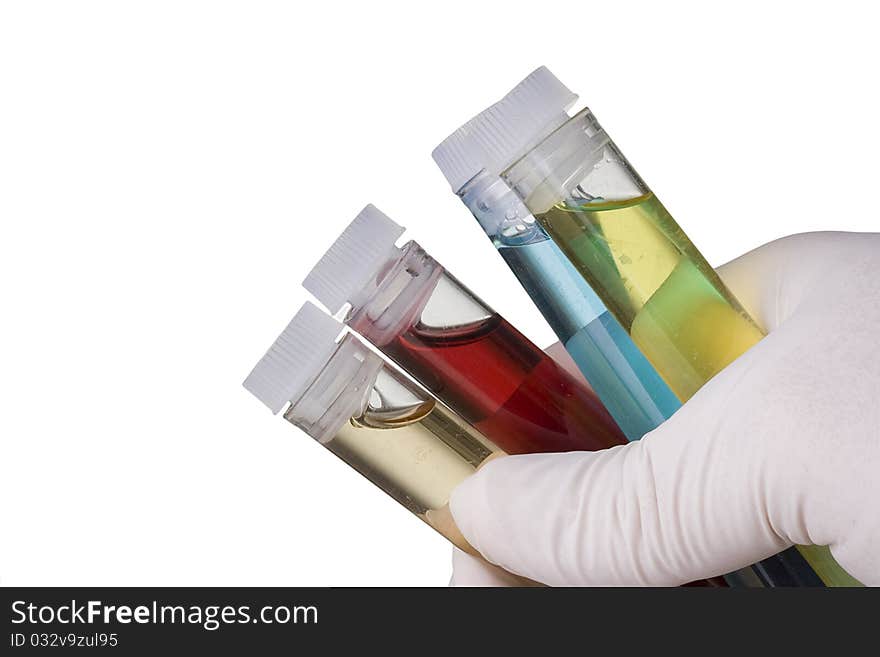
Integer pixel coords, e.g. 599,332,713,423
502,107,860,586
459,171,680,441
285,336,502,552
346,241,628,456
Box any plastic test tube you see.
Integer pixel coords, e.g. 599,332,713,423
303,205,630,457
243,301,504,555
489,67,854,586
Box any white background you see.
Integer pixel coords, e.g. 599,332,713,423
1,1,877,586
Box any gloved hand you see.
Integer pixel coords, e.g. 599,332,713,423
449,232,880,586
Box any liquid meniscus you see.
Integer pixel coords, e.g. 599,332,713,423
537,192,764,401
325,370,497,550
383,314,627,455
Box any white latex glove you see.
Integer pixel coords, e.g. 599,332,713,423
449,232,880,586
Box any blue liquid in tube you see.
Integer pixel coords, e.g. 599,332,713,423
464,175,679,440
497,235,680,440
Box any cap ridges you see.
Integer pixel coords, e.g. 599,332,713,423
432,66,578,192
243,301,344,413
303,204,405,313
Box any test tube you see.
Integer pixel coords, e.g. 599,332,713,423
243,302,502,553
483,67,856,586
302,205,627,457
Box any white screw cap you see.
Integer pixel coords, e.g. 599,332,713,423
303,204,405,314
243,301,344,413
432,66,578,193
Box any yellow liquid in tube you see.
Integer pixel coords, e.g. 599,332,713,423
537,193,764,400
319,368,499,552
536,192,861,585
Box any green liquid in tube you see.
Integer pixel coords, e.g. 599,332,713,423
537,193,764,400
533,191,861,586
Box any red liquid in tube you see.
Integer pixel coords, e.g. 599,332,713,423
385,315,624,455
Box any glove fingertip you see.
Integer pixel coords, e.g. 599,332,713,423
449,460,494,548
